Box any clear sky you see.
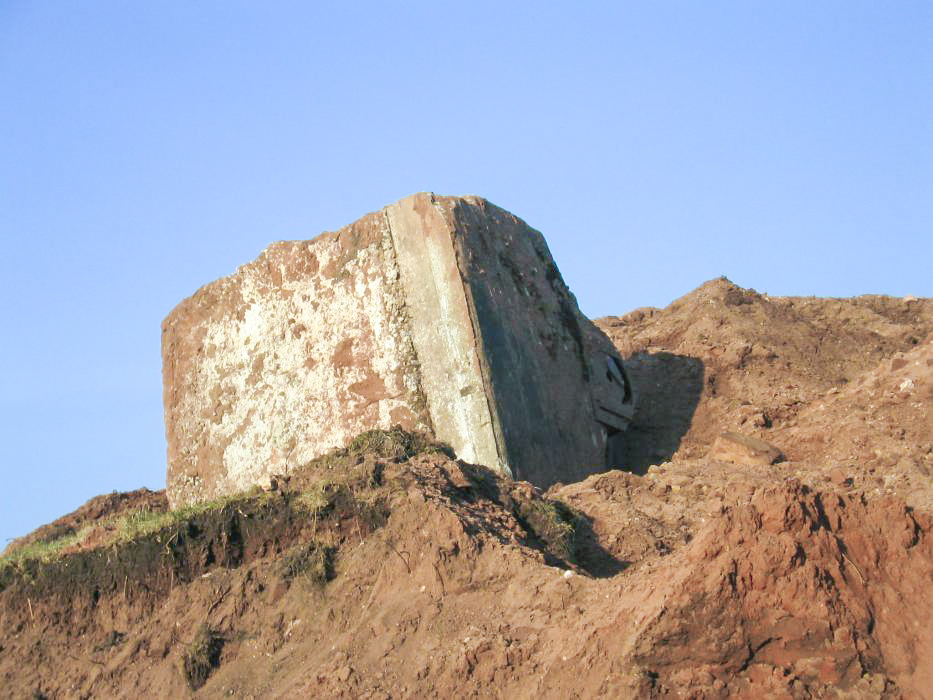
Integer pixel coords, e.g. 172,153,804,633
1,2,930,544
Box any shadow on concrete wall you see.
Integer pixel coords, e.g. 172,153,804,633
616,352,705,476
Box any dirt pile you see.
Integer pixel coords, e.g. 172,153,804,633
4,446,933,698
552,464,933,698
597,277,933,473
3,278,933,699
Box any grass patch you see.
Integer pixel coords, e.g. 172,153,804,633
0,491,258,575
116,496,243,542
347,427,453,461
517,498,579,564
0,530,85,568
1,428,431,577
281,541,333,588
0,478,374,579
293,477,390,539
293,483,330,515
182,623,224,691
288,427,449,480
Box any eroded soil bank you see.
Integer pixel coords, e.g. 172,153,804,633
4,280,933,699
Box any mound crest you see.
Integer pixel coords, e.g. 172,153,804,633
5,274,933,698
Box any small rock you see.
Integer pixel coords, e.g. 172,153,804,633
443,461,473,490
709,432,784,465
335,666,352,682
267,580,289,603
751,411,772,428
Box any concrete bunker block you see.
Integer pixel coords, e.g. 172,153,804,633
162,193,634,507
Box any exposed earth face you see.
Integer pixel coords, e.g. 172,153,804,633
3,278,932,699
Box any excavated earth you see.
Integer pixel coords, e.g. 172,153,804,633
3,278,933,699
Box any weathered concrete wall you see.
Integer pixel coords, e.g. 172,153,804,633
163,193,634,508
440,197,634,484
386,197,503,472
163,211,430,507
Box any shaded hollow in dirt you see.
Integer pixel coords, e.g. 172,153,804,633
614,352,704,474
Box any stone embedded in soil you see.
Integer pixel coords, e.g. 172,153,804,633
162,193,635,508
708,431,784,465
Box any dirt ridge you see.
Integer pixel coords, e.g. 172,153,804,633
3,278,933,699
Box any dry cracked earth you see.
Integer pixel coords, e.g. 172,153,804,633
2,277,933,699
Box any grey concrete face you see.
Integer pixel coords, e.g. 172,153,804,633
442,197,634,485
386,197,504,473
163,193,633,508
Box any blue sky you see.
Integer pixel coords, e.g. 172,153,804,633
1,2,930,544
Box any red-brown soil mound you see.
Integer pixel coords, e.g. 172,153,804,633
3,279,932,699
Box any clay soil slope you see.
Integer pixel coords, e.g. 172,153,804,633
3,279,933,699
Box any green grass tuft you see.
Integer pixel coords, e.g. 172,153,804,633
1,531,83,568
293,483,331,515
1,427,426,576
182,623,224,690
0,491,255,574
347,427,453,461
281,541,333,588
518,498,579,564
